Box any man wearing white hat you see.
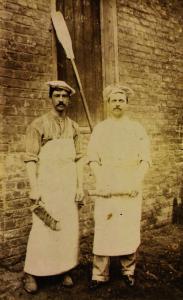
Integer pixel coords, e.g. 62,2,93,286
87,84,151,288
23,81,84,293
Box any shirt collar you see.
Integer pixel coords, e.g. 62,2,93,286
109,115,129,124
50,110,67,123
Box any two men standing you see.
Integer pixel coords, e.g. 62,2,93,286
23,81,150,293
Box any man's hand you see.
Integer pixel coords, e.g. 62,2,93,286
29,188,41,203
55,220,61,231
129,190,139,197
96,186,112,198
75,187,84,208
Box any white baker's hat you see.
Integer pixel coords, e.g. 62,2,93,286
47,80,75,96
103,84,133,102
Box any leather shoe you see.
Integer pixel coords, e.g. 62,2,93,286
23,273,38,293
62,274,74,287
89,280,108,289
123,275,135,287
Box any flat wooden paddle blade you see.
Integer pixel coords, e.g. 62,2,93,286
51,11,75,60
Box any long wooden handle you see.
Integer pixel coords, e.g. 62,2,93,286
51,8,93,132
71,59,93,132
88,190,138,197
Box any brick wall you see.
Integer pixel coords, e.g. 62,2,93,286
0,0,56,266
0,0,183,267
117,0,183,227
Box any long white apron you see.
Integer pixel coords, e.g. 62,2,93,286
93,162,142,256
88,117,150,256
24,137,79,276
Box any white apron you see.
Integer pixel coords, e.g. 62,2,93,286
91,118,146,256
24,134,79,276
93,162,142,256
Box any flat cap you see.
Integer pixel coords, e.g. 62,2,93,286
47,80,75,96
103,84,133,102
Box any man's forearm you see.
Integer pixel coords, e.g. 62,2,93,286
76,157,84,189
26,161,39,199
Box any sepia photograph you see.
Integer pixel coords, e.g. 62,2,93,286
0,0,183,299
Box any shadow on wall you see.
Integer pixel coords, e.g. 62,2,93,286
172,186,183,225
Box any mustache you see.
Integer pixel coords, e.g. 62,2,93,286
113,107,122,110
57,102,66,107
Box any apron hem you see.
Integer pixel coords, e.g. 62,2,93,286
24,262,79,277
93,246,139,256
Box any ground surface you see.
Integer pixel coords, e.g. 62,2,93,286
1,224,183,300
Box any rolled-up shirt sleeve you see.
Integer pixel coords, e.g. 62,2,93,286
24,125,41,163
86,127,101,165
73,122,83,161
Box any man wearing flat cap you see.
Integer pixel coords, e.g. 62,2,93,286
87,84,151,288
23,81,84,293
